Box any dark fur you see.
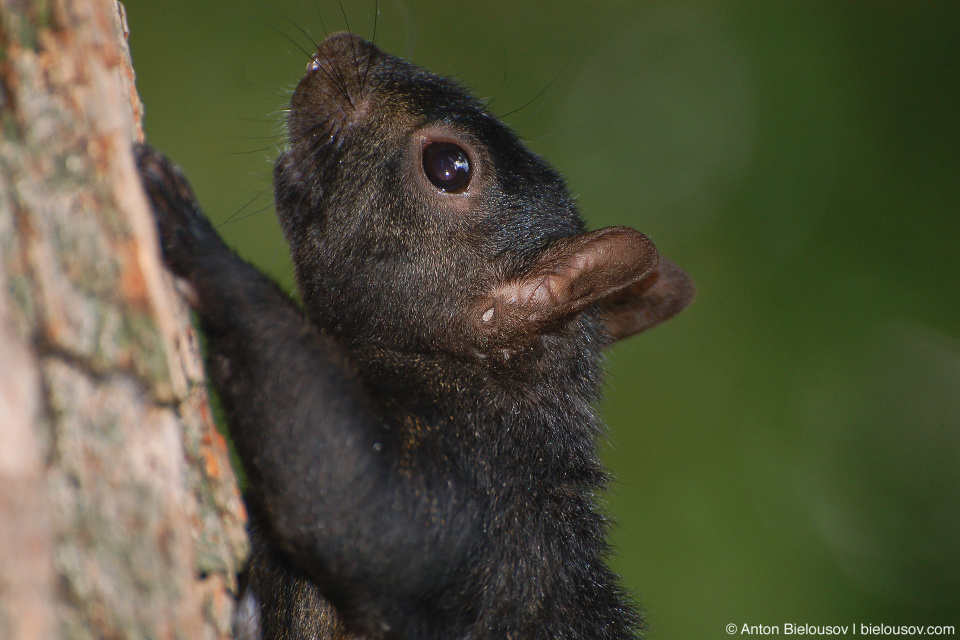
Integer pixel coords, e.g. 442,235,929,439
136,33,693,640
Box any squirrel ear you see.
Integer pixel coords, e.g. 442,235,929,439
476,227,660,346
596,256,695,342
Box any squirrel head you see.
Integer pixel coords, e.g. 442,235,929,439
275,33,693,362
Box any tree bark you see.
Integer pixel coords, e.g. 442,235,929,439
0,1,249,638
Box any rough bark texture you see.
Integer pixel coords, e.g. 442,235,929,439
0,1,249,638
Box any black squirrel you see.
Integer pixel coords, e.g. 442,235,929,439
136,32,693,640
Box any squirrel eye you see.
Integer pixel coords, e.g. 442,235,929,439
422,142,471,192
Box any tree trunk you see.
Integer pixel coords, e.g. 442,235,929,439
0,1,249,638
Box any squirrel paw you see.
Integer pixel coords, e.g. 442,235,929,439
134,142,223,279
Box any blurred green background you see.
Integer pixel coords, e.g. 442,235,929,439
124,1,960,636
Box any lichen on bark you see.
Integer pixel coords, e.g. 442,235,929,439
0,1,249,638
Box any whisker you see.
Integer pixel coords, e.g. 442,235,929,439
313,0,329,38
482,49,509,111
338,0,352,34
225,201,276,225
358,0,380,94
253,0,318,53
338,1,365,97
221,134,283,141
221,145,278,156
264,22,313,62
218,188,272,228
318,47,355,108
495,43,584,119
